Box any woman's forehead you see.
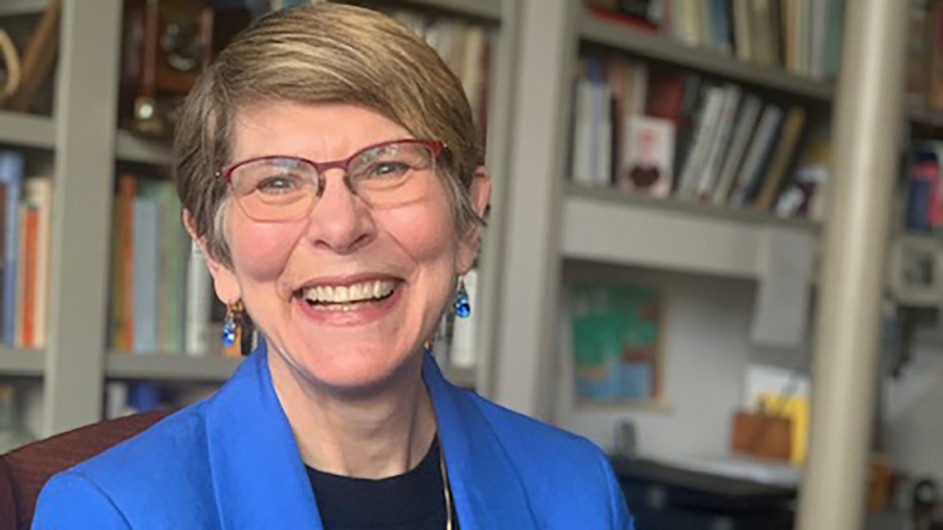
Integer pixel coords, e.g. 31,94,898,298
230,102,413,162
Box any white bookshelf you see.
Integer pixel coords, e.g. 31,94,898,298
105,353,243,383
0,347,45,377
577,9,835,101
0,111,55,150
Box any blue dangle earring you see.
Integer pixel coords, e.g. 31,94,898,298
453,277,471,318
220,301,252,355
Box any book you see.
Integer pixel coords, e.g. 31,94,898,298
14,204,35,348
712,94,762,205
808,0,830,79
185,240,213,356
0,151,23,344
729,104,784,207
754,106,808,211
676,84,726,200
24,178,51,349
617,115,676,197
132,196,159,354
111,175,137,351
732,0,754,62
696,84,742,200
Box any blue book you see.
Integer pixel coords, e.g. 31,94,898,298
0,152,24,344
132,197,160,353
708,0,730,53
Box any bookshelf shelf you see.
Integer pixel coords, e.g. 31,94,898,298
561,185,817,279
578,12,835,102
908,102,943,128
403,0,502,21
0,111,55,150
0,347,45,377
0,0,46,16
115,130,172,165
105,353,243,382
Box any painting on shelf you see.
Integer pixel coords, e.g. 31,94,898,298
569,284,664,405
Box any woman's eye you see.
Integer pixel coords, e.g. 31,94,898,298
257,175,302,194
367,161,410,178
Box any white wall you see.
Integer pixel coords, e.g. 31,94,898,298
553,262,767,459
884,339,943,483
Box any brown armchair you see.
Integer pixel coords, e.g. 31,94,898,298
0,410,171,530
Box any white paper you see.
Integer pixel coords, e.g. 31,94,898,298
751,229,814,347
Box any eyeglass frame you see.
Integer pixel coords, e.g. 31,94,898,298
215,138,447,193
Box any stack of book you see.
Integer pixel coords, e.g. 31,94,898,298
586,0,845,80
569,54,830,220
108,174,225,358
0,150,53,350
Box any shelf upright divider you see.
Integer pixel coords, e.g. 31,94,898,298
42,0,123,436
491,0,578,420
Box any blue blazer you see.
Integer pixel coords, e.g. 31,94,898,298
32,344,634,529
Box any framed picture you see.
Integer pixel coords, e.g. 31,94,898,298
888,235,943,307
569,284,664,405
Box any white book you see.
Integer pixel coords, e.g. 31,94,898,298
571,79,597,186
593,83,614,186
733,0,753,62
627,61,649,116
808,0,829,78
696,84,742,200
677,85,726,200
185,240,212,356
713,95,762,205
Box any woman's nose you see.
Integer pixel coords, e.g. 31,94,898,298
304,169,376,254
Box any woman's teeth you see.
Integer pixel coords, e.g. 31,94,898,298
302,280,396,310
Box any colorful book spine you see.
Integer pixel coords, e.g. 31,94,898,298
185,240,212,356
25,178,52,349
0,152,23,344
132,197,159,354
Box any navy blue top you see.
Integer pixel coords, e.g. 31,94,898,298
306,438,457,530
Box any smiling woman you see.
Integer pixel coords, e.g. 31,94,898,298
30,4,633,530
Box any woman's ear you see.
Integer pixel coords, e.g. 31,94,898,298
456,165,491,275
182,209,241,305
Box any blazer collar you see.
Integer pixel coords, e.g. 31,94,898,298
204,343,537,529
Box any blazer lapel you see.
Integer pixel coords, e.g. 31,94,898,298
205,342,322,529
423,354,539,529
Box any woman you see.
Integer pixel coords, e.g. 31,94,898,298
33,4,633,529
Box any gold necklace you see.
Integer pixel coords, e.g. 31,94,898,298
438,442,453,530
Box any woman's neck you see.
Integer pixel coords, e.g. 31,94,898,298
267,351,438,480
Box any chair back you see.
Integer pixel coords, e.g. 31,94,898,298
0,410,172,530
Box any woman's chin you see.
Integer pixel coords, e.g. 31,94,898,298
287,346,418,395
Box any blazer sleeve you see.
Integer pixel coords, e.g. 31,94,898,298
31,471,131,530
594,449,635,530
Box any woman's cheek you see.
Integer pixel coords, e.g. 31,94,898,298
229,219,305,279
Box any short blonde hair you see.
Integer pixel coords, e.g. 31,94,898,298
174,3,484,265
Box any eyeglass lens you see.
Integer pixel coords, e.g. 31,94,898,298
228,141,437,221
